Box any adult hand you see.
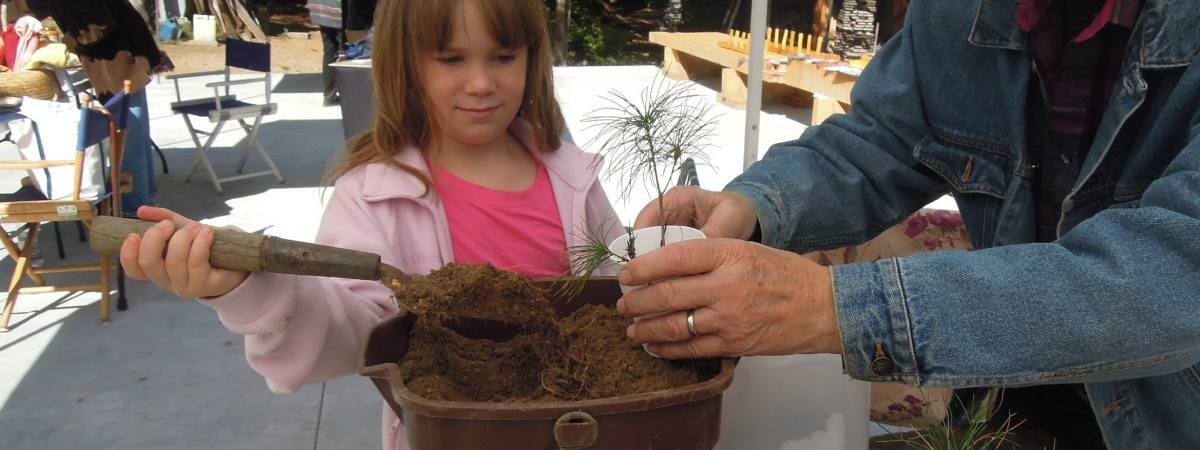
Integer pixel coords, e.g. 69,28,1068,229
615,238,842,359
118,206,249,299
633,186,759,240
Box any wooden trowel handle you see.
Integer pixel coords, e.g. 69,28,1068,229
89,216,382,280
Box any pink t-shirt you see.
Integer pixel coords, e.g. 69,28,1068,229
434,163,569,278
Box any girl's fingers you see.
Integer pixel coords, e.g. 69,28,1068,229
137,206,193,226
189,226,249,298
187,225,216,295
119,233,148,280
164,222,199,295
137,220,175,289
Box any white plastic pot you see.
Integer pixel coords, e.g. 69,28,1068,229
606,225,706,293
607,225,705,357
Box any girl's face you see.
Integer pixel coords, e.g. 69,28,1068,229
421,1,528,151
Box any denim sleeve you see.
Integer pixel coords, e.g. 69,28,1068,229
724,12,947,254
833,132,1200,387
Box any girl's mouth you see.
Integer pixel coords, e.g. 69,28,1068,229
458,105,501,117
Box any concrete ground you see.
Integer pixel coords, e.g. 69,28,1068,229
0,66,817,449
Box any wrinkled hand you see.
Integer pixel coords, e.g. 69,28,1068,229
615,238,842,359
119,206,248,299
633,186,759,240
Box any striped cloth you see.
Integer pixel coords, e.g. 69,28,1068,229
307,0,343,29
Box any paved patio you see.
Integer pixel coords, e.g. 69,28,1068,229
0,66,815,449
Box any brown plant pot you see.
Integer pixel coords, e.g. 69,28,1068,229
360,277,736,450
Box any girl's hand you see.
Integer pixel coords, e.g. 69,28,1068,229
118,206,249,299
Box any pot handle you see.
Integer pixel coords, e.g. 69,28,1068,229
554,410,598,450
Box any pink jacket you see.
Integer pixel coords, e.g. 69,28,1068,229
201,120,624,449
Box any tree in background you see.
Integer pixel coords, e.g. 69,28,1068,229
552,0,568,63
664,0,681,31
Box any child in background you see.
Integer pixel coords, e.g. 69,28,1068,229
118,0,623,448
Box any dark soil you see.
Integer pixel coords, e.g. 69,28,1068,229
394,264,718,402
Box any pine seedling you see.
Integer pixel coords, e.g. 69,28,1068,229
559,75,717,298
583,76,717,247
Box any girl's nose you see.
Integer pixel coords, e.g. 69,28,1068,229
464,63,496,95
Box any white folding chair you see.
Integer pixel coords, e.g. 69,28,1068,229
168,38,283,193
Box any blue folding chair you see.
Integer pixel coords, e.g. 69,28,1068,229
0,83,131,330
57,66,169,175
168,38,284,193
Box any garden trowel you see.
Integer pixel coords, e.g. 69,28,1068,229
88,216,524,340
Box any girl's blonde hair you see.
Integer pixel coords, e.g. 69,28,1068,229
328,0,566,193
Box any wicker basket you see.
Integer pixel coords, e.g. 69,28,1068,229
0,69,60,101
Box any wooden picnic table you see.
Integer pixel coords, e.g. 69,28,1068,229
648,31,858,124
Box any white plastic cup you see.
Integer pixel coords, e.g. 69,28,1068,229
606,225,706,294
608,225,706,357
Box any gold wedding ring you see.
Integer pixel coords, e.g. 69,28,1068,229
686,309,698,338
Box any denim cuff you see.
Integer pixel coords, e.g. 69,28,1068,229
724,181,786,247
831,258,920,384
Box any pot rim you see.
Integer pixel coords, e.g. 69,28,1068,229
388,358,735,420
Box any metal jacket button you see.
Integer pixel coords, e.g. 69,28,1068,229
870,341,895,376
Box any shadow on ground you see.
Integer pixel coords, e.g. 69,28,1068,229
155,118,343,222
0,165,379,450
271,73,324,95
0,246,322,448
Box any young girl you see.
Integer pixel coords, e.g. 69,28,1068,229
118,0,623,448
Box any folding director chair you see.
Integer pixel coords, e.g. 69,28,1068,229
57,66,169,174
0,83,131,331
168,38,283,194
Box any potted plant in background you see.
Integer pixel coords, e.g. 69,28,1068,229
874,388,1039,450
567,75,718,294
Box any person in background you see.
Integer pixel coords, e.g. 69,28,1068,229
616,0,1199,448
344,0,377,44
116,0,623,448
308,0,376,106
26,0,170,217
307,0,343,106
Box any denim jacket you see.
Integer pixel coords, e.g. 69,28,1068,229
724,0,1200,447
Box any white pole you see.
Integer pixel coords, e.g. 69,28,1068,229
743,0,768,171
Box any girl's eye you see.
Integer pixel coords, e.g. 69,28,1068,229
495,54,516,63
437,56,464,65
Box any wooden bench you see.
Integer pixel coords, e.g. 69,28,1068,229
648,31,856,125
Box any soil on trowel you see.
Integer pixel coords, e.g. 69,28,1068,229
395,264,719,402
389,263,558,330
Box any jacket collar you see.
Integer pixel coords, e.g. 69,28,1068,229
359,118,602,201
968,0,1198,67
